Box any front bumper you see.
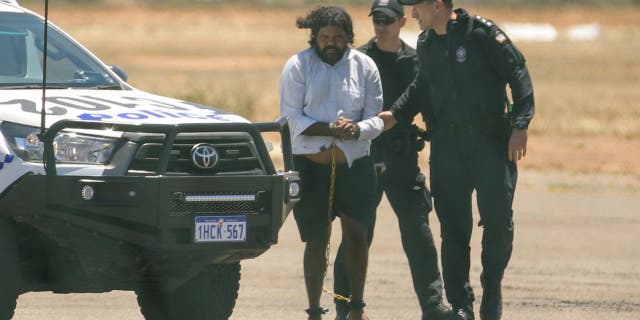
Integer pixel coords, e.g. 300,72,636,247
1,172,297,260
0,119,299,264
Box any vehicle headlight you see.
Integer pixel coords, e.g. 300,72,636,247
1,122,117,164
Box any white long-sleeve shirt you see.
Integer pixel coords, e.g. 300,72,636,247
279,47,384,167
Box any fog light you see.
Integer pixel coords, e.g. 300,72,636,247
288,181,300,198
81,185,95,201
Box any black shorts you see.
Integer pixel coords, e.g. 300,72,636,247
292,155,377,242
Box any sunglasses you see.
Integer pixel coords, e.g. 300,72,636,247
372,15,397,26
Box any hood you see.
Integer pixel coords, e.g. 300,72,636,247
0,89,250,128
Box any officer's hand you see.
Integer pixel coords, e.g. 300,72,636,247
509,128,528,162
378,111,397,131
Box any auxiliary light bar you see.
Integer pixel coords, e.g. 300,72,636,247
184,194,257,202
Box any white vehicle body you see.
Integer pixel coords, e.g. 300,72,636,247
0,1,249,192
0,88,249,191
0,2,298,319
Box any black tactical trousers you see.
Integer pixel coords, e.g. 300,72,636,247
333,161,445,313
429,122,517,308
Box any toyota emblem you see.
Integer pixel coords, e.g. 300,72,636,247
191,144,219,169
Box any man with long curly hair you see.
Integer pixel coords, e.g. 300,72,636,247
280,6,384,320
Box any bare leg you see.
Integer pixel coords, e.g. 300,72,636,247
304,235,329,320
340,214,370,320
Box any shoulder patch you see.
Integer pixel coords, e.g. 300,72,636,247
472,14,509,43
495,32,507,44
475,15,494,28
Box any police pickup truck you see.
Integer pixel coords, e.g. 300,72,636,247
0,1,299,319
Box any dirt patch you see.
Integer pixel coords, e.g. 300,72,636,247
15,179,640,319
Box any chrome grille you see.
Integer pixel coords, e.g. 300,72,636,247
127,135,264,176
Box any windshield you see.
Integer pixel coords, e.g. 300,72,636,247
0,12,122,89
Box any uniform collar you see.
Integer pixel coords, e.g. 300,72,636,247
365,37,414,59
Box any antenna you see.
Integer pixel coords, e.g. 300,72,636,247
38,0,49,139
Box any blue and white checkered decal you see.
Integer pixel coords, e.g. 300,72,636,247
0,153,15,170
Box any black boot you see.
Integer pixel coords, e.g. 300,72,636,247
451,305,474,320
480,274,502,320
422,303,452,320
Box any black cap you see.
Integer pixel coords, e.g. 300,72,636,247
397,0,424,5
369,0,404,18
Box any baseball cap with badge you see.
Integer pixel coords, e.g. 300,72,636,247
369,0,404,19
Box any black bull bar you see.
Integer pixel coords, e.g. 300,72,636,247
42,118,294,176
0,118,298,258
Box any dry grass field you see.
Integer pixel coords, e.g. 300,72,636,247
10,3,640,320
32,3,640,176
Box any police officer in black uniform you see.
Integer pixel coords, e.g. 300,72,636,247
379,1,535,319
333,1,450,320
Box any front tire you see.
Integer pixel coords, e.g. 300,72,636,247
137,262,241,320
0,218,20,320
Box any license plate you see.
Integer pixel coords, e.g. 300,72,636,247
194,215,247,243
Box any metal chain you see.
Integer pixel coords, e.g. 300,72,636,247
321,145,350,303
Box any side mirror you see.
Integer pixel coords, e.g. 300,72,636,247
108,65,128,82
